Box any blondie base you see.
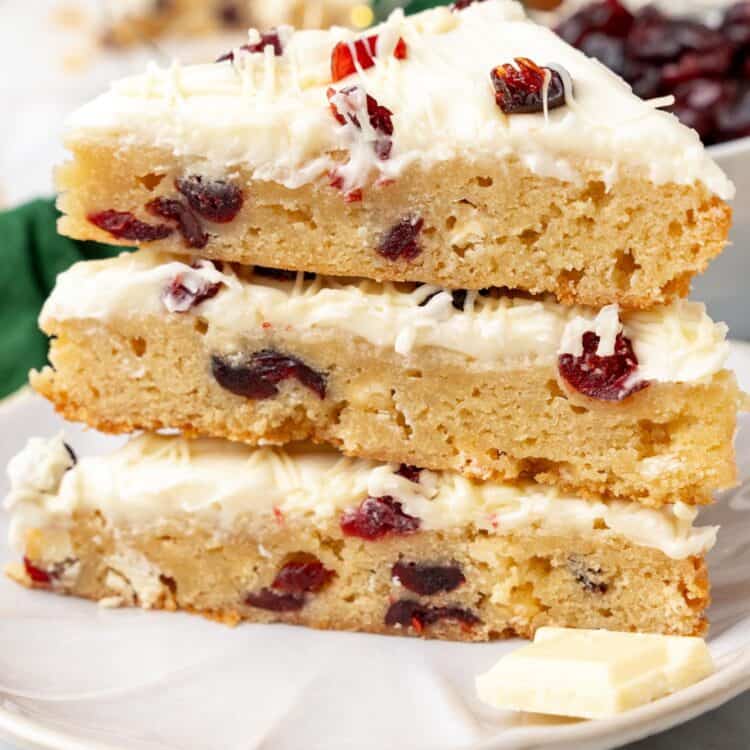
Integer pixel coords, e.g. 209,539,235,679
57,144,730,309
32,314,740,507
10,515,709,641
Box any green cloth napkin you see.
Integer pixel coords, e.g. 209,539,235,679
0,199,124,399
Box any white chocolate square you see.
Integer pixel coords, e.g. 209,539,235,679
476,627,714,719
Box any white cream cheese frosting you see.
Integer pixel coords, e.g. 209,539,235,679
40,250,730,384
65,1,733,198
4,434,717,560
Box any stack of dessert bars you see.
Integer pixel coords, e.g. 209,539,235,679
5,0,744,641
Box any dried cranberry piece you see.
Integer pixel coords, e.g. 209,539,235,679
558,331,648,402
396,464,422,483
452,0,488,10
722,3,750,46
272,558,334,594
579,33,626,77
217,2,242,27
175,175,244,223
392,561,465,596
163,274,222,313
245,588,304,612
491,58,568,115
671,79,734,141
327,86,394,162
216,31,283,62
716,87,750,141
555,0,633,46
623,59,663,100
330,34,407,82
88,210,173,242
627,17,723,63
384,600,480,630
661,47,733,88
377,216,424,262
24,557,52,584
340,496,420,540
146,198,207,249
211,349,327,400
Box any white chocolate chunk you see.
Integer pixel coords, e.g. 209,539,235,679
476,627,714,719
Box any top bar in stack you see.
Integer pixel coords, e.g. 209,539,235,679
57,0,733,308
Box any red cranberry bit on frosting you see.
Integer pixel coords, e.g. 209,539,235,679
162,273,222,313
211,350,327,400
558,331,649,402
327,86,394,161
88,209,173,242
331,34,407,83
392,561,466,596
245,588,305,612
216,30,284,62
491,57,568,115
385,600,480,631
377,216,424,262
146,198,207,249
175,176,244,223
24,557,53,584
340,496,420,540
272,557,335,594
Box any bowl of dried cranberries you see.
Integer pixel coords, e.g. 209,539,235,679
546,0,750,338
553,0,750,146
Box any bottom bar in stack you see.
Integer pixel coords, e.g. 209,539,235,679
4,435,714,641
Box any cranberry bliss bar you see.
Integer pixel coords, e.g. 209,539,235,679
31,251,741,507
57,1,732,308
5,435,715,640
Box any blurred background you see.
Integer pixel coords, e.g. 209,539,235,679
1,0,749,401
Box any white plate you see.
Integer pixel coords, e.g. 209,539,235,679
2,345,750,750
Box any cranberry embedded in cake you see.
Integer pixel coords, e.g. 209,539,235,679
211,350,328,400
385,600,480,631
340,496,420,540
272,557,335,594
88,209,173,242
491,57,568,115
558,331,649,402
146,198,208,249
330,34,407,83
245,588,305,612
391,560,466,595
175,175,244,223
377,217,424,261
